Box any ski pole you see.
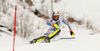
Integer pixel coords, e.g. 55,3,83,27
38,14,59,29
38,14,51,24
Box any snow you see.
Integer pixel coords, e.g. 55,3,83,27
0,0,100,51
0,22,100,51
0,27,100,51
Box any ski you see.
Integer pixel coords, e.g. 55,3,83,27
60,37,75,39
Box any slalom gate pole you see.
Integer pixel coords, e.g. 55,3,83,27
13,5,17,51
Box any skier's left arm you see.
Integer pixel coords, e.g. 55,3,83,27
62,19,74,37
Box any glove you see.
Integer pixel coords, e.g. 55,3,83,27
70,30,74,37
51,24,59,29
51,24,54,27
38,14,40,16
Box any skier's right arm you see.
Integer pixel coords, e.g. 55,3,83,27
46,18,53,26
46,21,51,26
46,18,59,28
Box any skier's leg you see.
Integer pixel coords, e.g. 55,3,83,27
30,36,46,44
30,29,61,44
44,29,61,43
30,29,54,44
48,29,61,39
43,29,55,43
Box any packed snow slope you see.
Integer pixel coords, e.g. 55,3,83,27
0,25,100,51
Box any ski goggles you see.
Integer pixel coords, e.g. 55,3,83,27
52,15,59,17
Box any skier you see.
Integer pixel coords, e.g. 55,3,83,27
30,10,74,44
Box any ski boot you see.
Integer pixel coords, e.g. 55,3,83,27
44,37,50,43
30,39,37,44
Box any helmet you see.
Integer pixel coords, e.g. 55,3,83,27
52,10,59,21
52,10,59,15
